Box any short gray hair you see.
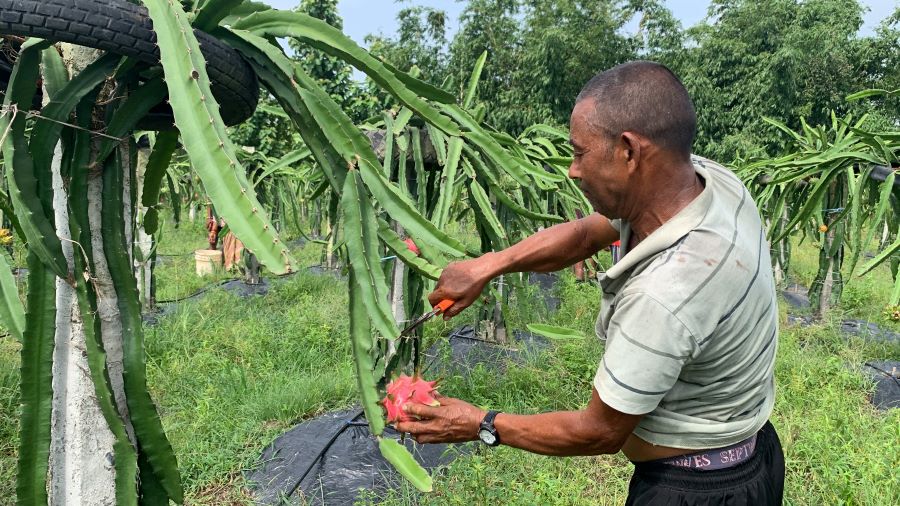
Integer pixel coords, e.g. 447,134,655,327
576,61,696,155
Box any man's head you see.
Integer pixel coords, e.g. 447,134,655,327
568,61,696,218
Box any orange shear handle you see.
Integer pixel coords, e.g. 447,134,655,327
434,299,455,314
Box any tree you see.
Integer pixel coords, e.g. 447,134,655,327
228,94,298,159
516,1,643,129
367,0,685,134
677,0,885,161
366,5,451,111
447,0,525,131
366,5,450,82
290,0,377,122
848,7,900,129
445,0,666,134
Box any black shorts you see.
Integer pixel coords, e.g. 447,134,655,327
625,421,785,506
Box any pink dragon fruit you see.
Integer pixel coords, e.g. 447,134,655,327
382,374,440,423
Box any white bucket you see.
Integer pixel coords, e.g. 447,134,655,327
194,249,223,276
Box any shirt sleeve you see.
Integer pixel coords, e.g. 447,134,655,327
594,293,697,415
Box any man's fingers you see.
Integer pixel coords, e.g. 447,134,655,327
414,434,438,444
404,402,441,419
395,420,425,434
443,302,463,319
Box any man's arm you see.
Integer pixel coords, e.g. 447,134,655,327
429,213,618,317
490,213,618,275
397,387,642,457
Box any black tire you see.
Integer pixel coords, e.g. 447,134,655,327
0,0,259,126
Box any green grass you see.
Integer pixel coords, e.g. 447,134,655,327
787,234,900,332
0,337,19,503
145,271,356,503
0,223,898,504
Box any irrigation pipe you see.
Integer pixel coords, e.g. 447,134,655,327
864,362,900,388
154,278,239,304
281,326,477,498
153,266,310,305
283,408,366,499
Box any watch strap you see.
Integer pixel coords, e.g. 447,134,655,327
479,410,501,446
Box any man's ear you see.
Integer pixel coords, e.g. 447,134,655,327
620,132,641,169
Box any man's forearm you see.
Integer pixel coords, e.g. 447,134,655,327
485,213,618,278
493,410,619,457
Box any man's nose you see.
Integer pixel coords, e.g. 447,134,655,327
568,163,580,180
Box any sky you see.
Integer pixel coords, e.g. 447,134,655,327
264,0,897,48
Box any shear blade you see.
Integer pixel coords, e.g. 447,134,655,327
400,309,437,336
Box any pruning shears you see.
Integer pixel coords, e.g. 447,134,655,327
399,299,455,337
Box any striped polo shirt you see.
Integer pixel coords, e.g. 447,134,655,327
594,156,777,450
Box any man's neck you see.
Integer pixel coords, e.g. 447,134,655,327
625,162,704,246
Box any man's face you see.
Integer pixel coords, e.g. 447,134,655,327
568,99,629,218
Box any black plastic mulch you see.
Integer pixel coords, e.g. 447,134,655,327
780,283,899,410
246,326,551,505
526,271,562,312
862,361,900,411
840,320,900,344
245,408,462,505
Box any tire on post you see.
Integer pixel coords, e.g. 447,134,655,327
0,0,259,128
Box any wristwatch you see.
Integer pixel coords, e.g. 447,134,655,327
478,410,501,447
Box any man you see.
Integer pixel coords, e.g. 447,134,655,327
395,61,785,504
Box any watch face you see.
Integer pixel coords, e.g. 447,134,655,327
479,429,496,445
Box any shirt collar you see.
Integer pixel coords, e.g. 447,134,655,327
605,161,713,279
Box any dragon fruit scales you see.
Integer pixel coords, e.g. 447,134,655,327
382,374,440,423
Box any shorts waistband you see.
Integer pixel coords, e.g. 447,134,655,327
651,433,758,471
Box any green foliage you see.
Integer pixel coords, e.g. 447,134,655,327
290,0,377,123
377,219,442,280
508,1,638,128
371,1,899,162
143,0,295,275
141,131,180,235
15,253,56,506
0,39,67,279
371,1,676,134
525,323,585,340
675,0,899,160
366,6,450,109
341,170,398,350
102,146,182,502
232,10,462,136
228,94,299,159
738,110,899,313
378,438,433,492
0,251,23,342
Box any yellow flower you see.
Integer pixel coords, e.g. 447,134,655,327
0,228,12,246
883,305,900,322
818,224,828,233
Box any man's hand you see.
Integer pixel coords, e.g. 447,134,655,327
394,395,487,444
428,255,499,319
427,215,617,319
